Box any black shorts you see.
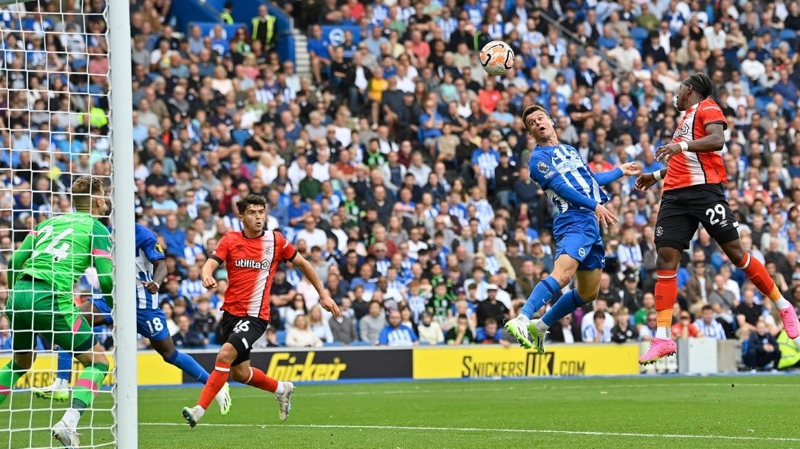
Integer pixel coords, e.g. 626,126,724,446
654,184,739,251
218,312,269,366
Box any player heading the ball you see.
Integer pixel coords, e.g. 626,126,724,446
635,73,800,364
504,105,640,351
181,194,341,427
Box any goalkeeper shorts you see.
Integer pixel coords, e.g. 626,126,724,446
6,278,95,352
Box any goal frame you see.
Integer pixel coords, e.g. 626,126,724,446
108,0,137,446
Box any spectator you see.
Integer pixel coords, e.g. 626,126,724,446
736,288,761,340
172,315,205,348
329,300,358,344
445,313,474,345
694,305,727,341
583,312,611,343
191,297,218,340
379,309,419,346
476,317,513,346
359,300,387,345
286,314,324,348
308,304,334,344
476,284,509,328
549,315,581,344
744,320,782,371
610,307,639,343
672,310,703,340
416,311,445,345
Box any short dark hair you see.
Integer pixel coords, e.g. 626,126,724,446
522,103,549,132
236,194,267,214
683,73,714,98
701,305,713,313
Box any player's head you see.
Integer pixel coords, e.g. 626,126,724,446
71,176,107,215
236,194,267,233
522,104,556,144
675,73,713,111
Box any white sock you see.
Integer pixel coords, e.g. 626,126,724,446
516,315,530,325
193,406,206,419
774,298,792,310
62,408,81,429
274,382,285,395
55,378,69,388
655,327,669,339
535,320,549,333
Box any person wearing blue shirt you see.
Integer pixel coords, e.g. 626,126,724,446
505,104,641,351
379,310,419,346
471,141,500,181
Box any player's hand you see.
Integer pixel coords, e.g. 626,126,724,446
202,276,217,290
635,173,657,191
655,143,682,163
320,295,341,318
620,162,641,176
594,203,618,228
142,281,160,294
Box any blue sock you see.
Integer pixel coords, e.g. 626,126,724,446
56,350,72,382
167,350,210,383
520,277,561,319
541,289,589,327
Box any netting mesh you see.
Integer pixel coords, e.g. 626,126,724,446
0,1,116,447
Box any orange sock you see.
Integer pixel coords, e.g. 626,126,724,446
655,269,678,329
245,367,279,393
736,253,781,301
197,363,230,410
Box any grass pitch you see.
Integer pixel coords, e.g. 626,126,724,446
1,375,799,448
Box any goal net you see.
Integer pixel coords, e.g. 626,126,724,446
0,0,134,447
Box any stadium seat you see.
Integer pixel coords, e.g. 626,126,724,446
349,341,371,346
630,27,649,49
324,342,344,347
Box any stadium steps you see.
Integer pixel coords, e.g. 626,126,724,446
293,31,311,77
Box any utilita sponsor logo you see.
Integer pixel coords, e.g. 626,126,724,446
234,259,271,270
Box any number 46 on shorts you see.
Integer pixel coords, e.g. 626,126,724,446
233,320,249,333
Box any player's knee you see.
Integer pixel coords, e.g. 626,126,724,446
159,347,176,362
721,241,745,265
577,287,599,302
656,247,681,270
13,352,33,370
217,344,238,364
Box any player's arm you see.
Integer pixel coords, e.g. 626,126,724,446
7,232,34,289
547,178,618,227
201,257,221,290
291,252,341,317
141,231,168,293
593,167,623,186
656,123,726,162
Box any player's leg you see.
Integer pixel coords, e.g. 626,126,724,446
506,253,580,348
0,282,38,406
34,298,112,402
183,315,288,427
141,308,232,415
639,202,696,364
717,237,800,338
530,253,604,352
230,360,293,421
48,300,107,448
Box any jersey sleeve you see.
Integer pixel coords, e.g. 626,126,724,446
91,220,113,262
699,100,727,130
276,231,298,263
91,220,115,297
527,153,558,189
138,227,166,263
210,232,232,264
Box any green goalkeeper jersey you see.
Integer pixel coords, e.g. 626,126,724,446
10,211,114,301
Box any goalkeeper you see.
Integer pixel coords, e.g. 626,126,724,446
1,176,113,448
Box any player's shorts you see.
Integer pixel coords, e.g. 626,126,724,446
655,184,739,251
6,277,95,352
553,213,605,271
218,312,269,366
137,308,172,342
92,296,114,326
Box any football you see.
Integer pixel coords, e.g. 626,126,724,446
479,40,515,76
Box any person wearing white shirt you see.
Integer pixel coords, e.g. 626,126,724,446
694,305,727,340
312,149,331,182
295,217,328,250
581,298,615,337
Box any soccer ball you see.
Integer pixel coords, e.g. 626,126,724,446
479,41,515,76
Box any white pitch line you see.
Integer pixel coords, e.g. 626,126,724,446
139,382,800,401
139,422,800,442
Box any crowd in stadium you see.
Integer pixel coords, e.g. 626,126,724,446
0,0,799,370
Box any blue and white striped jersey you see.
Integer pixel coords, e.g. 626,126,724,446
527,144,609,216
135,223,166,310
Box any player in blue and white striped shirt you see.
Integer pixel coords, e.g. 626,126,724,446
506,105,641,351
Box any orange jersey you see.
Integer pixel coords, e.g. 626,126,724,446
210,230,297,321
663,98,728,191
